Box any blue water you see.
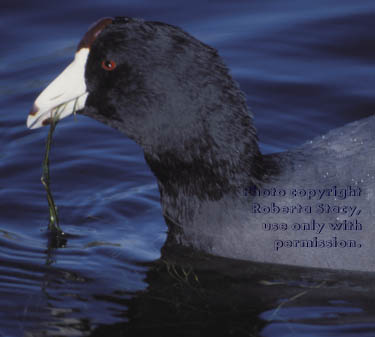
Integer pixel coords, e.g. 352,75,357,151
1,1,375,336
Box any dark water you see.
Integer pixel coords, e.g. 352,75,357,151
1,1,375,336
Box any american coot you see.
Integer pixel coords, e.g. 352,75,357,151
27,17,375,272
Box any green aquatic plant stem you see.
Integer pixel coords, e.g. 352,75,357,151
39,99,80,234
41,112,61,234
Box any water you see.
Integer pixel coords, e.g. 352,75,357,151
1,1,375,336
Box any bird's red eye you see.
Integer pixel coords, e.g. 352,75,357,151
101,60,117,71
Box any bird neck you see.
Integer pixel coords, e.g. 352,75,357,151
143,133,266,227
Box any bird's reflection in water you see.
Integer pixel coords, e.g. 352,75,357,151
91,242,375,337
26,231,375,337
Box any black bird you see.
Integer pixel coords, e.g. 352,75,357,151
27,17,375,272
